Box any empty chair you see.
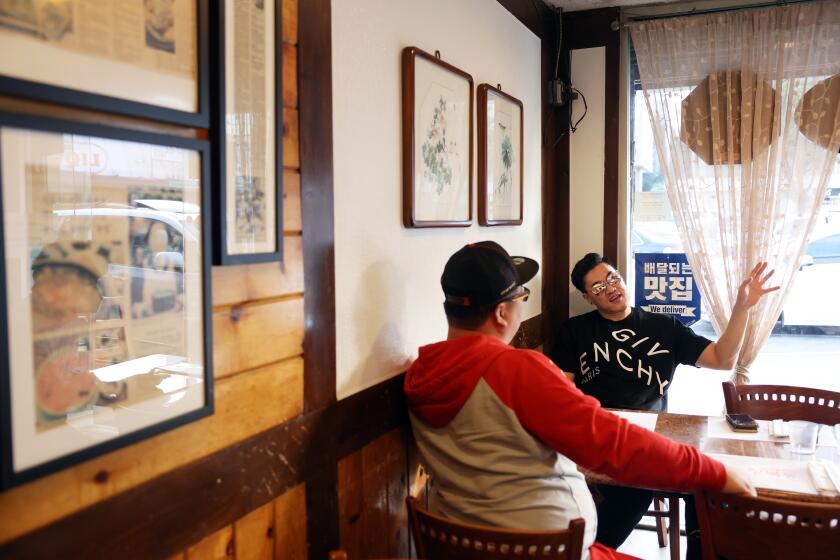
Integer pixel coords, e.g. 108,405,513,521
694,490,840,560
721,381,840,424
406,496,585,560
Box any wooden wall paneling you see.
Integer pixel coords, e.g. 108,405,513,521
383,428,411,558
283,171,302,233
212,298,304,379
0,0,313,555
405,431,422,560
0,374,403,559
283,107,300,169
512,314,543,349
234,501,274,560
186,525,234,560
282,0,298,45
360,436,390,557
305,465,340,560
212,236,304,307
337,450,364,559
283,44,299,108
166,554,186,560
338,429,409,559
274,483,308,560
0,358,303,545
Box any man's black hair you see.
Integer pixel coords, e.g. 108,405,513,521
571,252,611,293
444,303,495,330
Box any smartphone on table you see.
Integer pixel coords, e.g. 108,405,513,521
725,413,759,433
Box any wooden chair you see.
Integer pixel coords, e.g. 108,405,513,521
328,552,411,560
694,490,840,560
406,496,585,559
722,381,840,424
646,492,681,560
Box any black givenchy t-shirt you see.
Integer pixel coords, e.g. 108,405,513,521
549,308,712,412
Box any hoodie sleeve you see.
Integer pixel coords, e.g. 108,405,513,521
484,349,726,493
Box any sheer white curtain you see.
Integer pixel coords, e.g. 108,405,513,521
629,2,840,384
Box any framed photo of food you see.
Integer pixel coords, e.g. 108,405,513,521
0,112,213,489
212,0,283,264
477,83,523,226
0,1,209,127
402,46,473,228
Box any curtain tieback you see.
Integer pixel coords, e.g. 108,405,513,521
732,364,750,386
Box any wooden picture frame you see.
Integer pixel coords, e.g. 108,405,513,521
402,46,473,228
211,0,283,265
0,1,209,127
477,84,523,226
0,112,214,490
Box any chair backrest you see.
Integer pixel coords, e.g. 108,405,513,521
722,381,840,424
405,496,585,560
695,490,840,560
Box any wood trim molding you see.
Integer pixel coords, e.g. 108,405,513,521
0,375,407,559
602,16,621,266
496,0,564,353
299,0,337,413
562,8,621,265
496,0,550,38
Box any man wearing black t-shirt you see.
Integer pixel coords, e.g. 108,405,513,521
549,252,778,559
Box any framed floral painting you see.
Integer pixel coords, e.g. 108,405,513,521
402,46,473,227
477,84,523,226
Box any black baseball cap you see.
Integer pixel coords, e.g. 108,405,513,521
441,241,539,310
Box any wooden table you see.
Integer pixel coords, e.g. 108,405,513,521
584,410,840,503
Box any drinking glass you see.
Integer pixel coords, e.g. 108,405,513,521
789,421,819,454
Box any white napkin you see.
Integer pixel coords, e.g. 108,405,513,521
807,460,840,496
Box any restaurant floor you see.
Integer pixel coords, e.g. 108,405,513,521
619,526,686,560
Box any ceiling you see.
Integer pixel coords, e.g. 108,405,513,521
543,0,685,12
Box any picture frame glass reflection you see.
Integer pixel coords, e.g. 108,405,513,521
0,125,208,477
0,0,199,112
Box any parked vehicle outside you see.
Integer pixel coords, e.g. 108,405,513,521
781,231,840,329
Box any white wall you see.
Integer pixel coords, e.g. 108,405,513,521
568,47,606,318
331,0,542,399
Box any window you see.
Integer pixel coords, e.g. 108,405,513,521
628,46,840,416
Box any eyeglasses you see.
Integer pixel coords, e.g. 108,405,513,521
590,272,622,296
505,285,530,303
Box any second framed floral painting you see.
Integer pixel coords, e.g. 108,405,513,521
478,84,523,226
402,46,473,228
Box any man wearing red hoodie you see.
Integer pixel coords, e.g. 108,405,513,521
404,241,754,560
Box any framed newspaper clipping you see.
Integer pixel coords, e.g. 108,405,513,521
0,112,213,490
477,83,523,226
211,0,283,265
0,1,209,127
402,46,473,228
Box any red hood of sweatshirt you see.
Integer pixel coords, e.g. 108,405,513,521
404,335,512,428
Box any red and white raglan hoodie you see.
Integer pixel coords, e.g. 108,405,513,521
404,334,726,560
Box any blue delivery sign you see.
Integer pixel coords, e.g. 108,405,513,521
634,253,701,326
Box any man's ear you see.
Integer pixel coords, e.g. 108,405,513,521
582,292,594,306
492,302,509,327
